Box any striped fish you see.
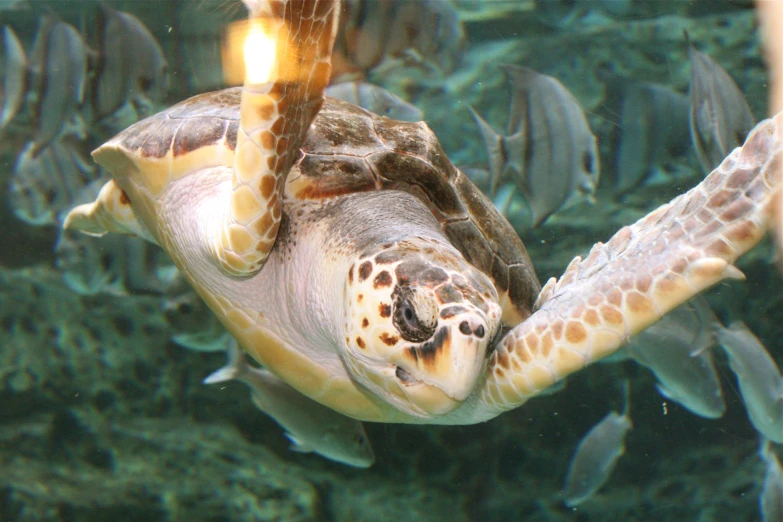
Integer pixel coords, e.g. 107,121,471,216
332,0,464,79
92,4,168,122
626,297,725,419
563,383,632,506
687,33,756,173
0,26,27,130
470,65,600,227
29,16,88,157
714,321,783,443
9,137,98,226
612,80,690,193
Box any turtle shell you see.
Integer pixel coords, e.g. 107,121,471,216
98,87,540,323
287,97,541,324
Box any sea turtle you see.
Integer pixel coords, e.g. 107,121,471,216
65,0,782,425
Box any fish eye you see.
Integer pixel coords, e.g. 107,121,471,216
393,287,436,343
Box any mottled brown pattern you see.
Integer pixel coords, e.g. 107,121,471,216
565,321,587,343
358,260,372,281
173,119,228,157
379,303,391,318
114,89,240,158
254,212,274,236
373,271,392,288
439,305,467,319
379,332,399,346
374,249,403,265
434,284,462,305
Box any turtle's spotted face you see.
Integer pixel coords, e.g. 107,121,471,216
343,239,502,418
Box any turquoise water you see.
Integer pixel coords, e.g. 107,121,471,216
0,1,780,521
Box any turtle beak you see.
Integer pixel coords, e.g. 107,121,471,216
398,316,489,404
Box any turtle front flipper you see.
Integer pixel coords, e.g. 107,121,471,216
472,111,782,421
214,0,339,276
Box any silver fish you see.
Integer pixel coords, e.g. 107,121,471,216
0,0,27,12
626,298,725,419
30,18,88,157
92,5,167,121
613,80,690,193
0,26,27,129
9,137,98,226
470,64,599,227
714,321,783,443
563,384,632,507
56,226,181,297
164,292,231,353
325,81,423,122
26,14,57,110
760,440,783,522
204,340,375,468
687,33,756,173
333,0,463,78
120,10,168,106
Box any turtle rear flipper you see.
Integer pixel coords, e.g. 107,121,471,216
474,111,782,420
64,179,156,243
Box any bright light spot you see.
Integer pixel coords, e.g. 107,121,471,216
244,21,276,84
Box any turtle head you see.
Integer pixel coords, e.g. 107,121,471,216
343,238,502,418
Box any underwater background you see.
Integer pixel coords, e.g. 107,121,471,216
0,0,781,521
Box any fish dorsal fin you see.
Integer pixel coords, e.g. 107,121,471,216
688,297,718,356
203,338,247,384
500,64,541,135
64,179,156,243
468,105,506,196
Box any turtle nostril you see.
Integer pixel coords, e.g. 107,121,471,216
475,325,485,338
459,321,471,335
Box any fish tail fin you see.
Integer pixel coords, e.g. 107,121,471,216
689,297,718,356
710,316,733,346
203,338,247,384
468,105,505,196
759,436,773,462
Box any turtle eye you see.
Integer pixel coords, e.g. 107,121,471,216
393,287,437,343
